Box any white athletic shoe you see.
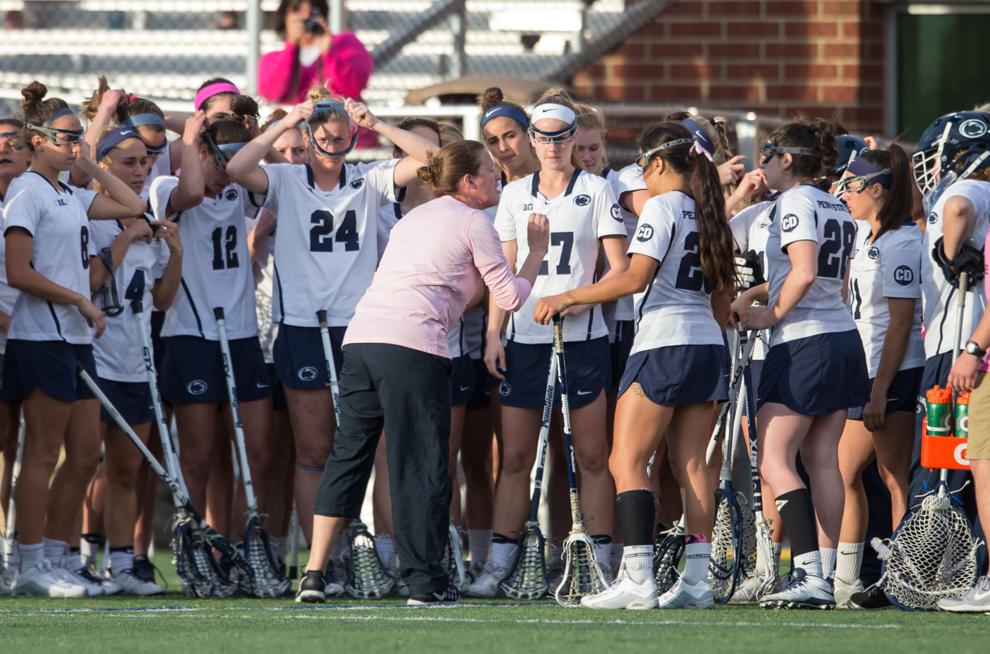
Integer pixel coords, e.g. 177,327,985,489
833,577,864,609
656,577,714,609
111,569,164,596
759,569,834,609
67,564,124,596
461,559,508,598
938,576,990,613
580,565,657,610
13,561,87,598
729,574,775,604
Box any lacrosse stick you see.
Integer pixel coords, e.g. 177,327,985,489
443,523,466,589
551,317,608,606
214,306,291,598
288,505,300,580
873,272,980,609
126,271,240,598
500,350,557,599
709,338,756,603
654,516,685,594
705,333,758,464
2,417,24,579
316,310,394,599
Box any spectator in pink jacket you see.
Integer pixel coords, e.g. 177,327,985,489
258,0,376,147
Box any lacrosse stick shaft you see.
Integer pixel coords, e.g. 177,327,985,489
213,307,260,513
942,272,969,489
3,416,24,562
288,504,300,579
316,310,343,428
552,319,583,527
706,333,758,464
528,351,558,519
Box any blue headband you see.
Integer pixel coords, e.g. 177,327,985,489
96,127,141,160
123,113,165,129
481,104,530,131
847,157,892,188
44,106,75,127
681,118,716,161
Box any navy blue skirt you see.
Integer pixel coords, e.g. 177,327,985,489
618,344,729,406
847,366,923,420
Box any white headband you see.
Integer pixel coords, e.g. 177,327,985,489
530,103,576,126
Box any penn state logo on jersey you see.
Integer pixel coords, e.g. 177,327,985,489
609,203,623,223
781,213,799,232
960,119,989,139
187,380,208,395
894,264,915,285
574,194,592,207
636,223,654,242
225,188,238,202
868,246,880,260
297,366,319,382
498,381,511,397
351,178,364,190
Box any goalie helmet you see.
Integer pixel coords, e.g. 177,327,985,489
913,111,990,199
834,134,869,177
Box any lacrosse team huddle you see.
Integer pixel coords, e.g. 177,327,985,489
0,69,988,614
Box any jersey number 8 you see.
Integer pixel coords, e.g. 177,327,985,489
310,209,359,253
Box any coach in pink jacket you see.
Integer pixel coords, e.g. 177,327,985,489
258,1,376,146
299,140,549,605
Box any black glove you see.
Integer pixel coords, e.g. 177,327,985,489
734,250,766,292
932,237,985,288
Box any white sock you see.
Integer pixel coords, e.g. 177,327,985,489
43,539,67,566
109,548,133,574
683,542,711,584
20,543,43,572
621,545,652,584
490,540,517,569
467,529,492,566
820,547,837,579
375,533,397,574
835,542,864,584
793,549,823,578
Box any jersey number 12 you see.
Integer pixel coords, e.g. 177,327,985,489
211,225,239,270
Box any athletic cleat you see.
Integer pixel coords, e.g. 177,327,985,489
407,584,459,607
295,570,326,604
833,577,864,608
323,560,345,597
656,577,714,609
580,565,657,610
849,583,892,610
938,576,990,613
461,559,508,598
729,574,773,604
13,561,87,598
759,569,834,609
77,565,122,596
131,556,156,584
111,569,165,596
57,564,105,597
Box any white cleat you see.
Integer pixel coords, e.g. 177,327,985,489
580,566,657,610
729,574,775,604
938,576,990,613
13,561,87,598
833,577,864,609
759,569,834,609
111,569,165,596
461,559,508,598
656,577,714,609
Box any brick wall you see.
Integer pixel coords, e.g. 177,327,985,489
573,0,887,134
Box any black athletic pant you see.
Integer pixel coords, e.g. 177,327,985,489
314,342,452,595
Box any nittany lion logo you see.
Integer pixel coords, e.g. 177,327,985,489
187,380,208,395
498,381,512,397
867,247,880,260
225,188,238,202
610,203,623,223
574,194,591,207
781,214,799,232
894,265,914,285
351,179,365,190
636,224,654,242
960,118,988,139
297,366,319,382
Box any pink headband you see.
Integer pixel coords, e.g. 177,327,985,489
194,82,240,110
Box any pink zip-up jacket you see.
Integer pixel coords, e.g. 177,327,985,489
344,195,533,358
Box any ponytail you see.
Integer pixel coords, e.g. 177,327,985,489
863,143,912,241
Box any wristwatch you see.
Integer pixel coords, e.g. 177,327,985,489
964,340,987,357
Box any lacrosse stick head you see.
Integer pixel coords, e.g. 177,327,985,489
879,494,981,610
238,515,291,598
554,531,608,606
171,513,237,598
654,523,685,594
345,522,396,599
709,489,757,603
500,523,549,600
442,523,466,589
752,520,777,598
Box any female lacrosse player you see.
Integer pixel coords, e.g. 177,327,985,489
148,113,276,532
831,144,923,606
535,121,736,610
224,91,438,566
465,89,629,597
4,82,144,597
87,126,183,595
480,87,539,186
733,121,869,609
295,139,549,605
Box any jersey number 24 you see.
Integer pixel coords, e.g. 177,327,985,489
310,209,359,253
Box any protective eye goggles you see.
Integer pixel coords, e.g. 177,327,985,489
635,138,693,172
202,130,247,170
0,130,26,150
834,169,891,198
759,142,817,166
29,124,83,147
528,123,577,145
305,102,358,159
144,140,168,157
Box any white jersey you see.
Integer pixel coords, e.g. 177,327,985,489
848,221,925,378
3,173,97,344
0,193,21,354
627,191,723,354
248,211,278,363
920,179,990,358
495,169,626,344
262,161,396,328
150,176,260,340
765,184,857,346
91,219,171,382
606,164,643,324
729,200,774,360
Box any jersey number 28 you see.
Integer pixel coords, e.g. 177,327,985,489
818,219,856,279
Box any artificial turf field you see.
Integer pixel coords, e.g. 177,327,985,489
1,553,987,654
